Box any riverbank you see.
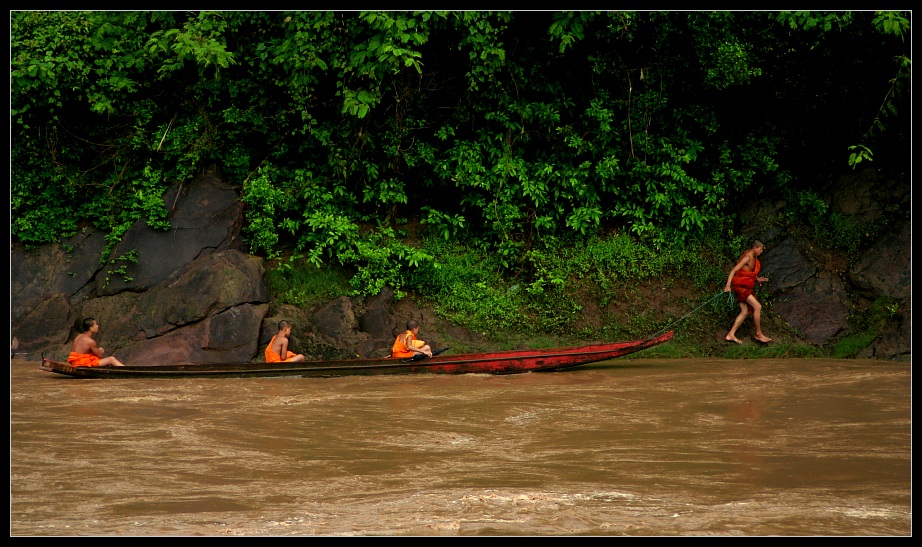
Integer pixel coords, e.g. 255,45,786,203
266,259,867,363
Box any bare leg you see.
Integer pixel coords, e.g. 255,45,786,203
726,303,748,344
289,354,306,363
420,344,433,357
99,356,125,367
747,295,771,342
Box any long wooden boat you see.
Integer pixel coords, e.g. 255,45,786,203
39,330,672,379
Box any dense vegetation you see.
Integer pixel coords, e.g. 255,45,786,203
11,11,910,348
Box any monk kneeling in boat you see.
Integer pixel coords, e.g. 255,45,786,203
265,320,306,363
392,320,433,358
67,317,125,367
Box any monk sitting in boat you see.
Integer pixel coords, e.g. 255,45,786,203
392,319,433,358
265,320,306,363
67,317,125,367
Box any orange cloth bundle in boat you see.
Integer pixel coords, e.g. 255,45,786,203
67,352,101,367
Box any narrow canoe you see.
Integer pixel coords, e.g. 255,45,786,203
39,330,673,379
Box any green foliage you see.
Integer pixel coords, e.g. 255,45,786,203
548,11,594,54
406,229,735,340
241,168,288,258
834,296,901,357
832,334,877,359
689,12,763,90
781,190,828,226
775,11,854,33
268,261,352,308
147,12,236,79
337,227,435,299
811,212,863,258
11,11,227,247
848,144,874,169
342,88,380,119
421,207,466,241
522,231,725,308
11,10,909,291
782,192,889,260
872,11,911,39
102,249,140,287
412,239,528,333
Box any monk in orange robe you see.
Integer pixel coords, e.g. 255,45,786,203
724,240,771,344
265,320,306,363
391,319,433,358
67,317,125,367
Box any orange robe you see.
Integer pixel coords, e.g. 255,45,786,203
265,335,296,363
391,330,425,358
730,254,761,314
67,351,101,367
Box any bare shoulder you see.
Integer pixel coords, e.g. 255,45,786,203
73,332,93,352
734,250,751,265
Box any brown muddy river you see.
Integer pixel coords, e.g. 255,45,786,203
10,357,911,536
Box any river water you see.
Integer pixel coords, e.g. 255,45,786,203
10,357,911,536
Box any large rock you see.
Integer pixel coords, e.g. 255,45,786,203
132,249,268,334
849,220,911,301
9,293,76,359
95,172,243,296
115,303,269,366
757,237,850,344
309,296,375,358
738,199,787,245
828,167,910,233
359,286,398,344
10,228,106,313
860,308,911,361
10,170,267,364
772,270,851,345
760,237,816,292
68,249,268,362
736,173,911,356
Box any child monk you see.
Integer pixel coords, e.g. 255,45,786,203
67,317,125,367
391,319,433,358
265,320,306,363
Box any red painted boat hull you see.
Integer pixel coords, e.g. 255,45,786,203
39,331,673,379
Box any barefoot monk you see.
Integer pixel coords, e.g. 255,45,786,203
724,240,772,344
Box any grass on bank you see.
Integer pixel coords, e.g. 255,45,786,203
265,231,870,360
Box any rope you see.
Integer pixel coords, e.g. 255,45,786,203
649,290,733,338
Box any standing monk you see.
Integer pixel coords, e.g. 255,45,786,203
265,320,306,363
724,240,772,344
391,320,433,358
67,318,125,367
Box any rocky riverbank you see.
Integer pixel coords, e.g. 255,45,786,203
10,167,910,364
